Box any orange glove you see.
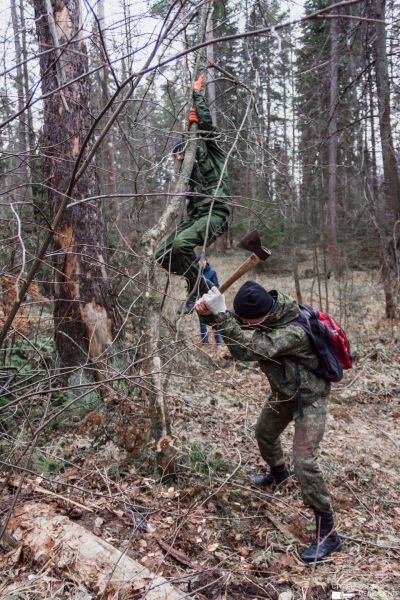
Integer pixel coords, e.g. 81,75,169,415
193,73,205,93
188,108,199,127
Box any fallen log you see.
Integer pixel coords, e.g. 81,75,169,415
5,502,185,599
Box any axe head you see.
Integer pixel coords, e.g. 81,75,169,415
237,229,271,261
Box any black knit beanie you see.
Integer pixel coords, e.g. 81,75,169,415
233,281,275,319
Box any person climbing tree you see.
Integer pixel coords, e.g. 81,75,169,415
155,74,231,314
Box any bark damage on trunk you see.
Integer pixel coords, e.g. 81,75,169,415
34,0,121,367
5,502,185,599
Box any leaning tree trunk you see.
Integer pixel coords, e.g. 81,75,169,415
34,0,120,371
139,3,210,473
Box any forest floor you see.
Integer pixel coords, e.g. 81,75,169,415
0,250,399,599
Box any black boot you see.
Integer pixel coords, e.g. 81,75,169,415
301,511,342,563
249,464,290,488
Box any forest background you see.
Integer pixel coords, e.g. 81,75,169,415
0,0,399,598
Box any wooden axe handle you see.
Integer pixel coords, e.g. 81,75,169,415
218,254,261,294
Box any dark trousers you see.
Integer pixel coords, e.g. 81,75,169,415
200,318,222,344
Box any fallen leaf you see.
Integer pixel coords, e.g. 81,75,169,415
207,543,219,552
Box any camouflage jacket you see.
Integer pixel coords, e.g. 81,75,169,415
214,290,330,404
186,91,231,218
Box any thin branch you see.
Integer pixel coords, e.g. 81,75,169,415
9,204,26,303
317,14,387,23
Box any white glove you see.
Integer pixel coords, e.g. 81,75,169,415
203,286,227,315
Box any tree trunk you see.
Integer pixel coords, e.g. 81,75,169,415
34,0,120,369
19,0,35,169
366,59,395,317
372,0,400,317
265,34,272,202
95,0,117,198
206,0,227,253
206,1,217,125
289,46,302,304
10,0,29,199
327,10,339,275
373,0,400,221
6,502,185,599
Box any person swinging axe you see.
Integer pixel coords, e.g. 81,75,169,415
196,281,343,563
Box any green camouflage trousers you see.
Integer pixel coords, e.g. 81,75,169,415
154,211,228,293
255,395,332,513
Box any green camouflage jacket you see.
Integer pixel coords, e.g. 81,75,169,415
214,290,330,404
187,91,230,218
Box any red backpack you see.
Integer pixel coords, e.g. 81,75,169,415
291,304,352,382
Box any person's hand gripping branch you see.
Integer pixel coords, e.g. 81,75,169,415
196,286,226,316
193,72,205,92
188,73,205,128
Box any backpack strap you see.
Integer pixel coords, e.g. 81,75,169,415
294,362,304,418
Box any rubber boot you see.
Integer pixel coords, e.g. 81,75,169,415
249,464,290,488
301,511,342,563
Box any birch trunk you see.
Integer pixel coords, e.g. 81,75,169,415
139,3,210,472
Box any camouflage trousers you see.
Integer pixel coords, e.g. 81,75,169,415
255,395,332,513
154,211,228,294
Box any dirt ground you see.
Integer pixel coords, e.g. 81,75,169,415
0,250,399,599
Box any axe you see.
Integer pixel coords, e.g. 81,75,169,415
196,230,271,314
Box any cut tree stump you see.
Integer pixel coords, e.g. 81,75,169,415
5,502,185,599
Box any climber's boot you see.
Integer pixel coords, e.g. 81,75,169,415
249,464,290,488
